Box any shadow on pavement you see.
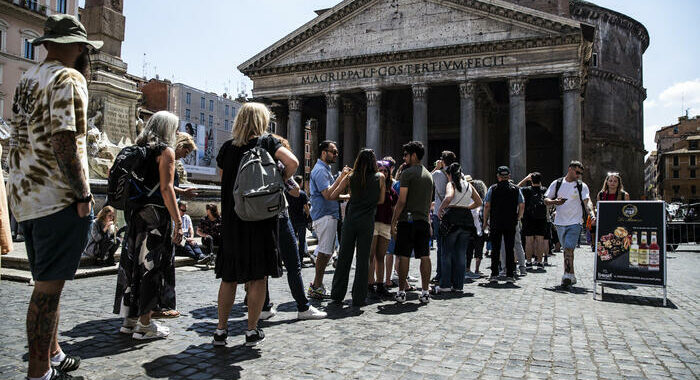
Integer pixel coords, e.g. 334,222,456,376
187,319,248,338
47,318,151,360
376,302,421,315
599,293,677,309
189,304,245,320
477,282,521,289
142,342,261,379
542,285,592,295
430,292,475,300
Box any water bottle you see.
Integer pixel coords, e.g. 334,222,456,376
407,212,413,224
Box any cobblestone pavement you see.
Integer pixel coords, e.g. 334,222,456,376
1,245,698,380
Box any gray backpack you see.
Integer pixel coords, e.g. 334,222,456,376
233,135,286,221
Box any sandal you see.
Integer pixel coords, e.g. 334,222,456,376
405,285,417,292
152,309,180,319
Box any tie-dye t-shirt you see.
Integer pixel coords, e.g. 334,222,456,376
9,60,90,222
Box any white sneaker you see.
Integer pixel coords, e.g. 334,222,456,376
519,267,528,276
132,321,170,340
561,273,577,286
395,291,406,303
407,274,418,283
120,318,138,334
259,304,277,320
297,305,327,320
419,292,431,304
391,270,399,281
308,251,318,265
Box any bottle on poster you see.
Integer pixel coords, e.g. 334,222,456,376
638,231,649,269
649,231,660,271
629,232,639,267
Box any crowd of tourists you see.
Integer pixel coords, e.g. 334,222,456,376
6,15,632,380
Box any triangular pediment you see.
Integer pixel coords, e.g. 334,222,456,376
239,0,581,74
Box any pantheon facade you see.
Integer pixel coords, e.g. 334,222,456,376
239,0,648,196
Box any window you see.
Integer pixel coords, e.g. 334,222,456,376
305,158,310,168
690,141,698,150
673,126,679,134
200,112,204,123
56,0,67,13
185,109,191,121
673,156,679,166
209,100,214,111
0,98,4,119
693,185,697,195
200,97,205,108
26,0,38,11
0,19,7,52
591,53,598,67
225,105,229,116
23,38,35,60
186,92,191,105
691,155,697,166
208,115,213,127
691,169,696,179
0,64,3,84
673,186,680,195
673,170,679,179
224,120,228,130
305,145,309,153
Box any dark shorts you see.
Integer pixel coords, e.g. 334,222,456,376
395,221,431,258
21,203,91,281
522,218,548,237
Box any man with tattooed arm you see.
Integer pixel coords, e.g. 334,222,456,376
9,15,102,380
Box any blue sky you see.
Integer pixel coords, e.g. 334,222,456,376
88,0,700,154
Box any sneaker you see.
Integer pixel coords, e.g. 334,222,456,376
407,274,418,283
367,284,376,295
48,369,84,380
120,317,138,334
488,275,499,283
259,303,277,320
51,354,80,373
464,271,480,279
132,321,170,340
451,287,463,293
308,251,318,266
375,283,392,297
245,328,265,346
561,273,577,287
519,267,528,276
212,329,228,346
537,262,545,269
297,305,327,320
419,292,431,304
395,291,407,303
197,254,212,265
307,283,329,300
505,276,515,283
430,277,439,285
431,285,448,294
332,256,338,268
391,270,399,282
526,261,533,268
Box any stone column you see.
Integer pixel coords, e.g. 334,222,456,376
342,100,356,167
509,78,527,181
325,92,341,171
365,89,382,154
459,81,476,175
412,84,429,164
272,106,288,138
287,96,304,165
561,73,582,170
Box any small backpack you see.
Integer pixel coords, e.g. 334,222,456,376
106,145,160,211
233,135,286,221
525,186,547,220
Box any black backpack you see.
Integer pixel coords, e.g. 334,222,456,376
106,145,160,211
525,186,547,220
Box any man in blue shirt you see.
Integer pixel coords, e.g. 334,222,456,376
308,140,351,299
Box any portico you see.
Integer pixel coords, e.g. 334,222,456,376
240,0,593,181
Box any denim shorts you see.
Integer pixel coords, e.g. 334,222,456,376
21,203,91,281
555,224,582,250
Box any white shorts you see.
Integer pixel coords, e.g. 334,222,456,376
373,222,391,240
312,215,337,256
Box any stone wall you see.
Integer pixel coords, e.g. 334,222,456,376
502,0,570,17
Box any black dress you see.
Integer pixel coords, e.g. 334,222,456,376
215,136,283,283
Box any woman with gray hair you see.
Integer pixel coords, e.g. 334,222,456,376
113,111,183,340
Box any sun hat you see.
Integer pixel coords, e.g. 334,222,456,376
31,14,103,50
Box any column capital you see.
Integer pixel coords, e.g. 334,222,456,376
288,96,303,111
508,77,527,97
366,89,382,107
561,73,582,92
459,81,476,100
325,92,340,109
343,99,354,113
412,84,429,103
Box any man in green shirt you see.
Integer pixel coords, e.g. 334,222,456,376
391,141,434,304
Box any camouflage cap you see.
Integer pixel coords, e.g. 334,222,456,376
30,14,103,50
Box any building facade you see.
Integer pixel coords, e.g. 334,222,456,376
169,83,241,183
644,151,657,200
0,0,79,144
656,135,700,204
239,0,648,196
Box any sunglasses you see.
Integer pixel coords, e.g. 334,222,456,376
325,149,339,155
607,172,620,176
575,170,584,175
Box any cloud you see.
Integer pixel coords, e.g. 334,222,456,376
658,78,700,111
644,99,657,109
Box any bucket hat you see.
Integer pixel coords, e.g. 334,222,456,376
30,14,103,50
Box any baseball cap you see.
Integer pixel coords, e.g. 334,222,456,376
497,166,510,176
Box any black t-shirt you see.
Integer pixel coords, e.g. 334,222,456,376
286,190,308,226
216,135,282,221
521,185,547,220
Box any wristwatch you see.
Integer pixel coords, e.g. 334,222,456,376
76,193,93,203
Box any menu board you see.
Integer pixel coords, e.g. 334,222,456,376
595,201,666,286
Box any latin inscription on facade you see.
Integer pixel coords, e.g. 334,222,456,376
300,55,506,84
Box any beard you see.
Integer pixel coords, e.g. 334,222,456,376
74,49,91,79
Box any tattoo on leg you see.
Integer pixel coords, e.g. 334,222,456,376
564,249,574,273
27,291,60,372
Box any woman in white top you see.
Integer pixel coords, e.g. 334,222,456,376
436,163,482,293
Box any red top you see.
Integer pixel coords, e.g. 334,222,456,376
375,186,398,224
600,191,619,201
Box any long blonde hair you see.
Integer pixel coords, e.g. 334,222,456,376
135,111,178,147
232,102,270,147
